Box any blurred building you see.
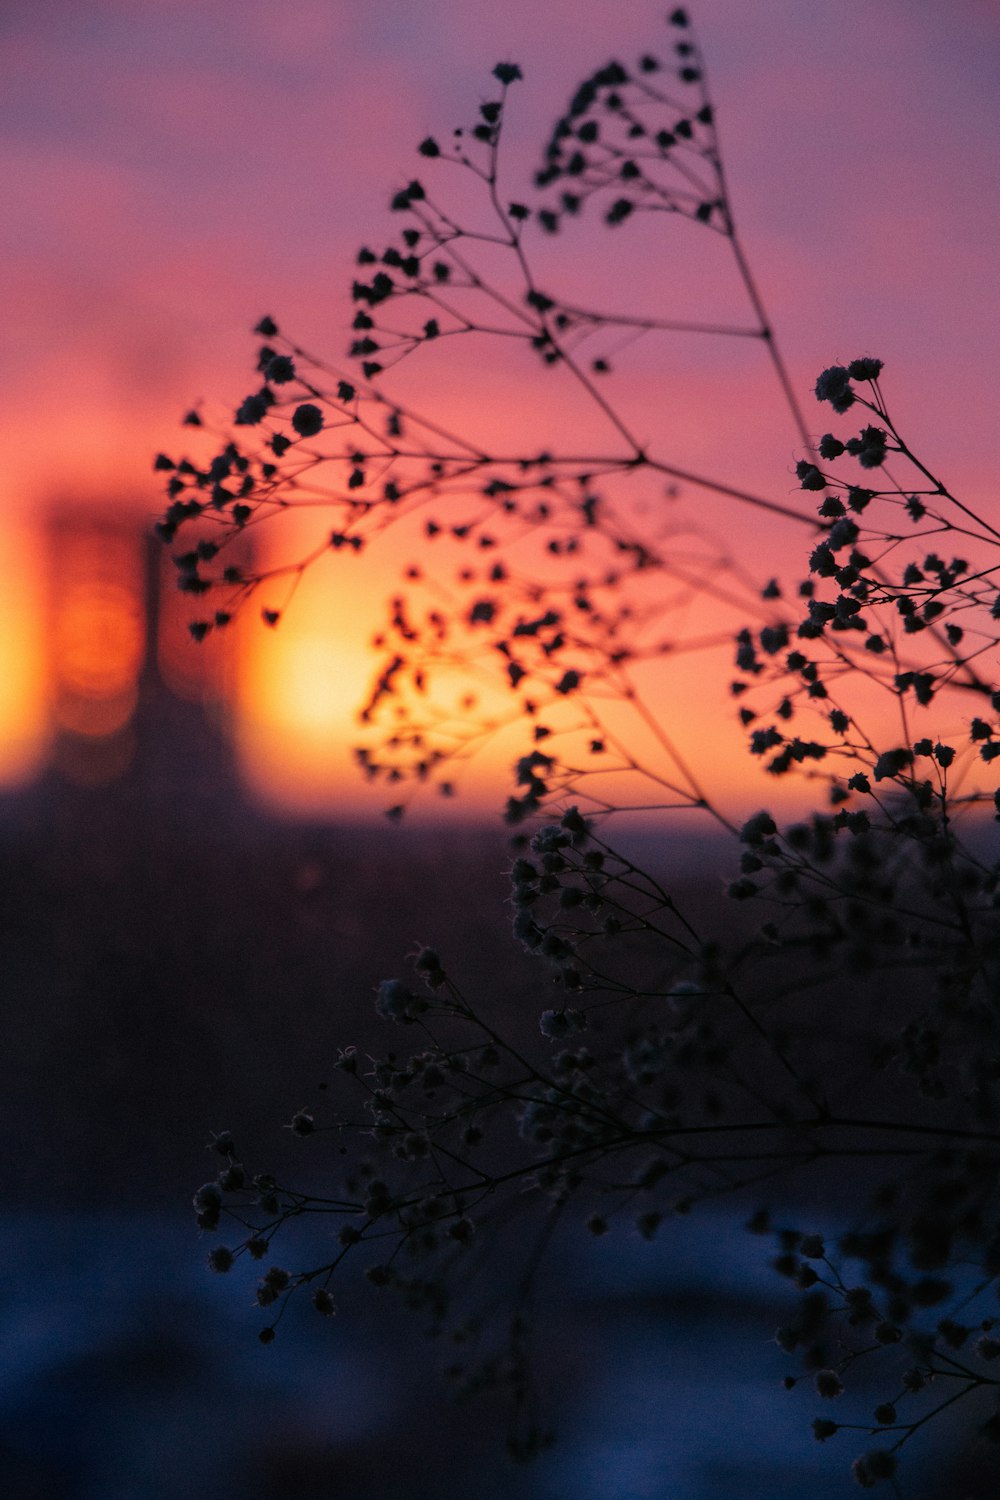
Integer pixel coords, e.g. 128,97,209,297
1,506,244,813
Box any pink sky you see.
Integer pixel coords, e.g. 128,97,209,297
2,0,998,816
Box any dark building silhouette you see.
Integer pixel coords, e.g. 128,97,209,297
3,508,246,828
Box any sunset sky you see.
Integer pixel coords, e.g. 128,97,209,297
3,0,998,818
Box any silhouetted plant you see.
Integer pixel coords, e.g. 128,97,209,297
167,10,1000,1491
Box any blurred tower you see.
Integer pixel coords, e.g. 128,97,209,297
35,504,245,820
47,509,146,787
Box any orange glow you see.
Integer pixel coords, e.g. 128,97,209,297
233,516,386,815
0,517,49,784
227,504,785,821
231,510,546,818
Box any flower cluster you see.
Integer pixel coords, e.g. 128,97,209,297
173,13,1000,1493
534,8,724,239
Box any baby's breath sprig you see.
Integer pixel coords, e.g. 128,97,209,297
173,11,1000,1493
